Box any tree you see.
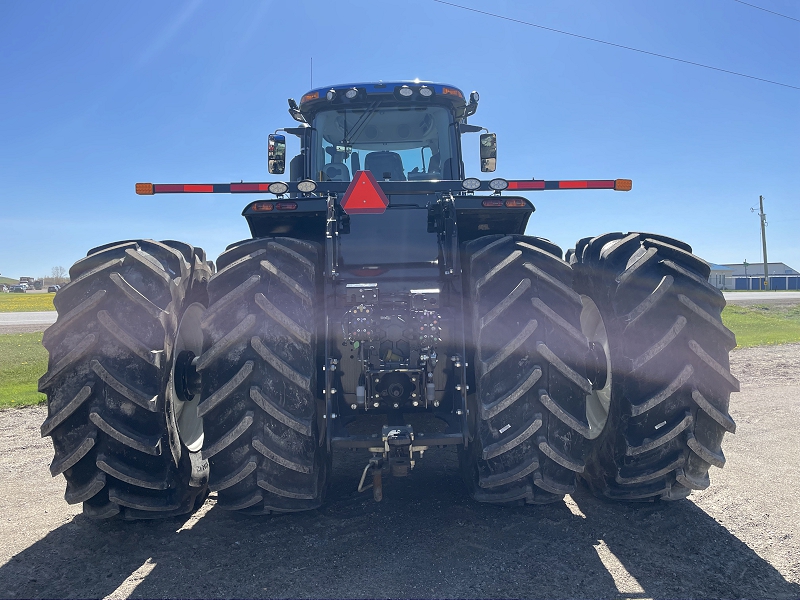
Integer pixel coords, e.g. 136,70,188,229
51,266,66,283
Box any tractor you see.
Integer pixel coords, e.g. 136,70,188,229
39,81,737,518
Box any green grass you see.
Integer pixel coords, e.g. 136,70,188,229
0,276,17,285
0,293,55,312
722,304,800,348
1,304,799,410
0,332,48,409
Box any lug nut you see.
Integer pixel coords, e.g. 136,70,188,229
433,401,440,407
373,402,380,408
351,404,357,410
393,403,399,409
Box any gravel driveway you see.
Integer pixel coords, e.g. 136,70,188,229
0,345,798,599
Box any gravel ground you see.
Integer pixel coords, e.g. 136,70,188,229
0,347,798,599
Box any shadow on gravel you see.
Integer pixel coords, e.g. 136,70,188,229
2,448,798,599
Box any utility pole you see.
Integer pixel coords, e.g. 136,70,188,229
755,196,769,290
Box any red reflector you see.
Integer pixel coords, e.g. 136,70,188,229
507,180,545,190
559,181,588,189
232,183,270,192
482,198,504,207
154,184,184,193
276,202,297,210
252,202,273,211
183,184,213,193
341,170,390,215
504,198,527,208
588,180,615,189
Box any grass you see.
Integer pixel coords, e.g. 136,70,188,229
0,332,48,409
1,304,799,410
0,293,55,312
0,276,18,285
722,304,800,349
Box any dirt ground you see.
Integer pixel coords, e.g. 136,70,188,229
0,346,798,599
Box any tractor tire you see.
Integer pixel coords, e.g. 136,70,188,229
198,237,328,514
571,232,738,501
460,235,592,504
39,239,212,520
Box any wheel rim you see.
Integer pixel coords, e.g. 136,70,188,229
172,303,205,452
580,296,612,439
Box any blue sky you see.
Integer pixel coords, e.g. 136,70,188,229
1,0,798,279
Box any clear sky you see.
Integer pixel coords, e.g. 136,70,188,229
1,0,798,279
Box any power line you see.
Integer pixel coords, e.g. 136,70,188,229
433,0,800,91
730,0,800,24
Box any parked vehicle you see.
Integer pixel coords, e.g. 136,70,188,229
47,285,59,293
10,285,26,293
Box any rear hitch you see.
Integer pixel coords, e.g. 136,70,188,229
357,424,430,502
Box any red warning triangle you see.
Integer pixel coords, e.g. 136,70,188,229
341,170,390,215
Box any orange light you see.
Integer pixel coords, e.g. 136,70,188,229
504,198,527,208
276,202,297,210
301,91,319,103
135,183,154,195
482,198,503,207
614,179,632,191
442,87,463,98
252,202,274,211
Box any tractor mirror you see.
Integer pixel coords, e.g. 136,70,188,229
480,133,497,172
268,133,287,174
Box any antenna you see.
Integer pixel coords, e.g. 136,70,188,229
310,57,313,88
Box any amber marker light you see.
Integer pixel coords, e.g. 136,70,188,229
252,202,274,211
135,183,154,195
504,198,527,208
615,179,633,191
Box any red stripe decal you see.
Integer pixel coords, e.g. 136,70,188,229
559,181,588,189
231,183,270,192
507,180,545,190
184,184,214,193
154,184,184,193
587,180,615,189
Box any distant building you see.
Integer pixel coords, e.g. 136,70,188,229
708,264,734,290
722,262,799,277
718,262,800,291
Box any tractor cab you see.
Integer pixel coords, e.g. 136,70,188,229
270,82,492,184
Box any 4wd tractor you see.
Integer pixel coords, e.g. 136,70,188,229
40,82,738,519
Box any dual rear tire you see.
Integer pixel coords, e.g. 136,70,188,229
40,240,212,519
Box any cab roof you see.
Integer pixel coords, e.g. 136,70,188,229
297,81,469,115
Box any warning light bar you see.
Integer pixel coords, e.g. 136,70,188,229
135,179,632,196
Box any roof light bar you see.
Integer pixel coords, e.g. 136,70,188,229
398,85,413,97
345,87,359,99
419,86,433,97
